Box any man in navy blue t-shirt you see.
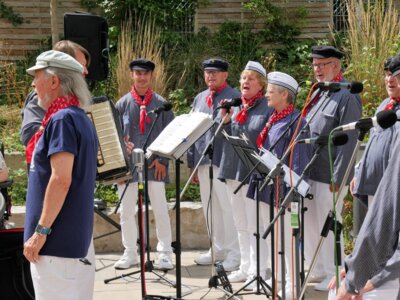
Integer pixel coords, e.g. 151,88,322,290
23,50,98,300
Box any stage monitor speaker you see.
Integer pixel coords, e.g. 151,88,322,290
64,12,109,81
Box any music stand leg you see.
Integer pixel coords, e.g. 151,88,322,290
175,159,182,298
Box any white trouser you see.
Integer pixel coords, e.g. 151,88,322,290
246,193,270,277
304,180,346,277
30,238,95,300
328,279,400,300
117,181,173,255
198,165,240,261
226,179,269,277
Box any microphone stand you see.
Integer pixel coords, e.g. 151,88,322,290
179,111,240,299
298,127,368,299
104,110,176,293
257,144,323,300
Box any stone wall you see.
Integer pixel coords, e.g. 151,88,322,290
9,202,210,253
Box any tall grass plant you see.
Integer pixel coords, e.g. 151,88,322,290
116,16,169,99
344,0,400,115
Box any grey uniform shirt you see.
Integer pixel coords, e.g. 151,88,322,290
115,91,174,183
20,91,46,146
306,85,362,184
344,136,400,295
352,98,400,290
186,85,241,169
218,97,273,182
354,98,400,196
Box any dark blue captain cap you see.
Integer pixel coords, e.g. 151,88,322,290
384,57,393,71
129,58,155,71
311,45,344,59
389,54,400,76
202,58,229,71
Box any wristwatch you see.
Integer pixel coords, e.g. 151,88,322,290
35,224,52,235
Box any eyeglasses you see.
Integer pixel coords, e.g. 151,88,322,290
384,72,400,80
205,70,221,76
311,62,333,69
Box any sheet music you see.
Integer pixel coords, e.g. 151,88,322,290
147,112,214,159
253,148,310,197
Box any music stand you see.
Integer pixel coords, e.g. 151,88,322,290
222,132,275,299
236,138,310,299
146,112,214,298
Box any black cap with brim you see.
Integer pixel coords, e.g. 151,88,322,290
311,45,344,59
129,59,155,71
202,58,229,71
384,57,393,71
389,54,400,76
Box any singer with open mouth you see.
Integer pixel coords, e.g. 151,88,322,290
218,61,273,290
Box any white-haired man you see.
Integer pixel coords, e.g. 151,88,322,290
23,50,98,300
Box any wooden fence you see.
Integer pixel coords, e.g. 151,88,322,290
0,0,86,61
195,0,333,40
3,0,398,61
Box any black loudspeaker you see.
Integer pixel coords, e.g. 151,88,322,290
64,12,109,81
0,228,35,300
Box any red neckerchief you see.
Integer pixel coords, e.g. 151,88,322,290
256,103,295,149
235,91,264,125
25,95,79,164
206,82,227,108
384,97,400,110
302,72,344,117
130,86,153,134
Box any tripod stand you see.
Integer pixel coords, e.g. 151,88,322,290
227,176,275,299
298,128,367,299
222,133,278,299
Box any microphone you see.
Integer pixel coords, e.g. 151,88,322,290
215,98,242,110
335,109,397,132
132,148,144,183
298,132,348,146
148,102,173,114
316,81,363,94
305,80,363,94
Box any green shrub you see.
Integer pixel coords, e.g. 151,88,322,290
165,183,200,202
9,168,27,205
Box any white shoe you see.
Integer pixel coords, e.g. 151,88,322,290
307,271,326,283
228,270,247,283
158,253,174,270
194,250,223,265
314,276,332,291
114,252,138,269
222,257,240,272
244,276,257,291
